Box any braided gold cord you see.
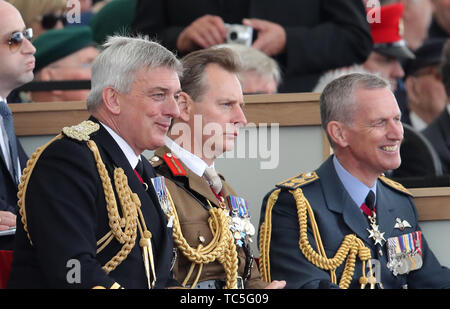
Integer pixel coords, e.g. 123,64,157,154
87,141,140,274
258,189,281,283
17,131,156,284
166,189,239,289
17,134,65,245
291,188,372,289
258,187,373,289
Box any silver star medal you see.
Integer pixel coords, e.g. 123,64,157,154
394,218,411,231
367,223,386,246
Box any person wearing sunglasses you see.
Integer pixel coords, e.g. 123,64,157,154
9,0,67,37
0,0,35,250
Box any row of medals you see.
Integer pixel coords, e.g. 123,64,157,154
219,195,255,248
367,213,423,277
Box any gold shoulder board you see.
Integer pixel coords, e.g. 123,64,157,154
62,120,100,142
276,172,319,190
379,175,412,196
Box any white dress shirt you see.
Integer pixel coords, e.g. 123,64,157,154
165,136,215,177
101,122,141,170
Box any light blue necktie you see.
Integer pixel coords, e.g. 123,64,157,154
0,100,19,184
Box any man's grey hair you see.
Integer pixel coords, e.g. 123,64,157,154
440,39,450,96
320,73,390,147
86,35,183,111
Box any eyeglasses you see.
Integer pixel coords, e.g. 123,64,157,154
7,28,33,53
41,13,67,30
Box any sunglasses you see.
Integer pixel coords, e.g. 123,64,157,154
7,28,33,53
41,13,67,30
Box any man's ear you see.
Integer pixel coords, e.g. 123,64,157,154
327,121,349,148
178,91,193,122
101,87,121,115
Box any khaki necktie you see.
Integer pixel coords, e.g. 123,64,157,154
203,167,222,194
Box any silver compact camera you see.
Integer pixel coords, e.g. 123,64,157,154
225,24,253,46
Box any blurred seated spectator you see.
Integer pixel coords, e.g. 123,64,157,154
214,44,281,94
404,38,447,130
429,0,450,39
314,3,414,93
31,26,98,102
89,0,137,45
423,39,450,174
8,0,67,38
131,0,373,93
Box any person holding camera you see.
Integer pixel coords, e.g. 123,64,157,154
131,0,373,93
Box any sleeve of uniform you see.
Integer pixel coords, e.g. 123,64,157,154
406,197,450,289
259,189,339,289
24,139,117,288
284,0,372,76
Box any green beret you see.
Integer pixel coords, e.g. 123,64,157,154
33,26,96,72
89,0,137,45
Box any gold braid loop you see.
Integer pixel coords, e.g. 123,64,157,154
258,186,374,289
17,134,65,245
167,190,239,289
16,124,155,286
258,189,281,283
291,188,373,289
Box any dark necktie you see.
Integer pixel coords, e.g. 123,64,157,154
0,100,19,184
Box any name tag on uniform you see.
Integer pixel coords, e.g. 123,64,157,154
387,231,423,276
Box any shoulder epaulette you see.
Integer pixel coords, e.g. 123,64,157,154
62,120,100,142
379,175,412,196
276,172,319,190
162,153,186,176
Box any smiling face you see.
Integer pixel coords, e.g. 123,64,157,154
332,86,403,186
116,66,181,154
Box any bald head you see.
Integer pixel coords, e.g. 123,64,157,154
0,0,36,97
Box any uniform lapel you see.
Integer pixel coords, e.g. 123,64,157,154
375,181,396,241
89,117,162,220
155,146,220,208
317,157,372,245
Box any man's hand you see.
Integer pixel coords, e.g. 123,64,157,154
243,18,286,56
264,280,286,289
0,211,16,231
177,15,227,53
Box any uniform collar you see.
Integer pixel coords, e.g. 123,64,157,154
100,121,140,169
333,155,377,209
165,136,214,177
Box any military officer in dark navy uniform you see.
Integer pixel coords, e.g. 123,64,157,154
151,47,285,289
8,35,182,288
259,73,450,289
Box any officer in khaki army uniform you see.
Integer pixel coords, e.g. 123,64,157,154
259,73,450,289
151,47,285,289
